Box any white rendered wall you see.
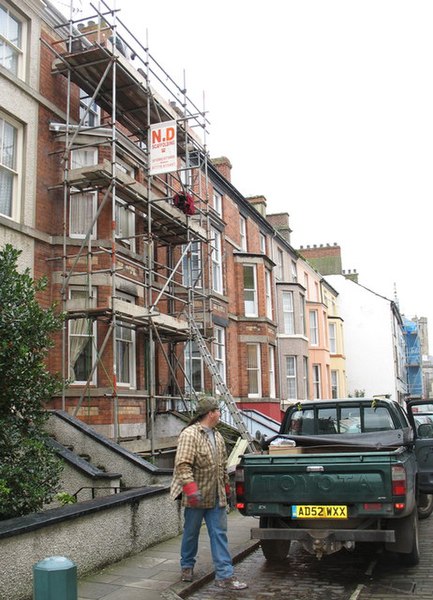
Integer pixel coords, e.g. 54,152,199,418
326,275,397,399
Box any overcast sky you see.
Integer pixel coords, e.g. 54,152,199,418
68,0,433,348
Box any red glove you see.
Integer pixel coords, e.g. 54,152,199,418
183,482,202,507
225,483,231,503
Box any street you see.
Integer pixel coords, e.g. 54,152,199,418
186,514,433,600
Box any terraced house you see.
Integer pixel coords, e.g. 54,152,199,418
0,0,344,458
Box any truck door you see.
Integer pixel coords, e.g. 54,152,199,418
407,400,433,493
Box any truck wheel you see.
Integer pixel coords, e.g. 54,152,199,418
398,510,420,567
417,493,433,520
259,517,291,561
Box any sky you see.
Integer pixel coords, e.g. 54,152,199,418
64,1,433,348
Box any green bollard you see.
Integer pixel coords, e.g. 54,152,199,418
33,556,77,600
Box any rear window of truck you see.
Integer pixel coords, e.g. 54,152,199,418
284,405,396,436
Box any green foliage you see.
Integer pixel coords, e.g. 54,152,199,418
55,492,77,506
0,244,64,520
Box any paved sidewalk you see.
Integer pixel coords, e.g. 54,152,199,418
78,510,259,600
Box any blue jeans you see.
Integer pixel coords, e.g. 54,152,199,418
180,503,234,581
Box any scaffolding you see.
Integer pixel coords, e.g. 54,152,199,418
46,0,219,450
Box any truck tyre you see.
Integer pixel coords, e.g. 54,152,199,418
397,510,420,567
417,493,433,520
259,517,291,561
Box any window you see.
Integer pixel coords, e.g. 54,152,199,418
212,189,222,217
276,248,284,280
331,370,338,399
211,228,223,293
329,322,337,354
185,340,203,392
70,190,97,239
265,270,272,319
286,356,297,399
70,146,98,169
182,240,202,288
115,200,135,251
309,310,318,345
269,346,276,398
79,89,100,127
243,264,257,316
291,260,297,283
247,343,261,397
180,159,192,188
0,3,24,78
68,288,96,384
239,215,247,251
260,232,266,254
282,291,294,334
300,295,306,335
313,364,321,399
213,326,226,387
0,114,19,220
303,356,309,398
115,292,136,387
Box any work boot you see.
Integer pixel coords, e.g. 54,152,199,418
214,576,248,590
181,567,193,582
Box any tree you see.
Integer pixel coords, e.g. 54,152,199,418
0,244,64,519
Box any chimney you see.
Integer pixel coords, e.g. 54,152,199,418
267,212,292,243
211,156,232,182
246,195,267,217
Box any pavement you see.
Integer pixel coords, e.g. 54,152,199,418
77,510,260,600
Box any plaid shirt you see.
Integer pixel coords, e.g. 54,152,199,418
170,422,230,508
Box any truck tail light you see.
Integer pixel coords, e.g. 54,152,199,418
235,467,245,510
391,465,406,496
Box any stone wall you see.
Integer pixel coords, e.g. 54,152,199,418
0,486,181,600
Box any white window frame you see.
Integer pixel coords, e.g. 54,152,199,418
212,189,222,217
0,3,26,79
185,340,203,393
286,356,297,399
313,364,321,399
115,199,135,251
0,112,21,221
115,292,136,388
269,345,276,398
331,370,339,399
260,232,266,254
213,325,226,389
329,322,337,354
69,189,97,239
276,248,284,280
247,343,261,397
79,89,100,127
265,270,273,319
309,310,319,346
211,228,223,293
303,356,309,399
68,287,97,385
291,260,298,283
243,264,258,317
282,291,295,334
182,240,202,289
300,295,306,335
240,215,247,251
70,146,98,169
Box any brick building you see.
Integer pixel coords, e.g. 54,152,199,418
0,0,343,451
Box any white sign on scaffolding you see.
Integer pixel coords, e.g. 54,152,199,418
149,120,177,175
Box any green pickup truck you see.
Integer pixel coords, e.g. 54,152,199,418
235,398,433,565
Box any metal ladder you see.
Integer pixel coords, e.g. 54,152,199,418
189,318,256,453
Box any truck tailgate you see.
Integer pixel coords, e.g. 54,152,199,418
242,450,402,504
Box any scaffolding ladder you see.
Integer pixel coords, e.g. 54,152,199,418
188,318,256,453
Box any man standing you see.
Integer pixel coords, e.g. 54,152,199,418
170,396,248,590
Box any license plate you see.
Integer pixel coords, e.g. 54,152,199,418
291,505,348,519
